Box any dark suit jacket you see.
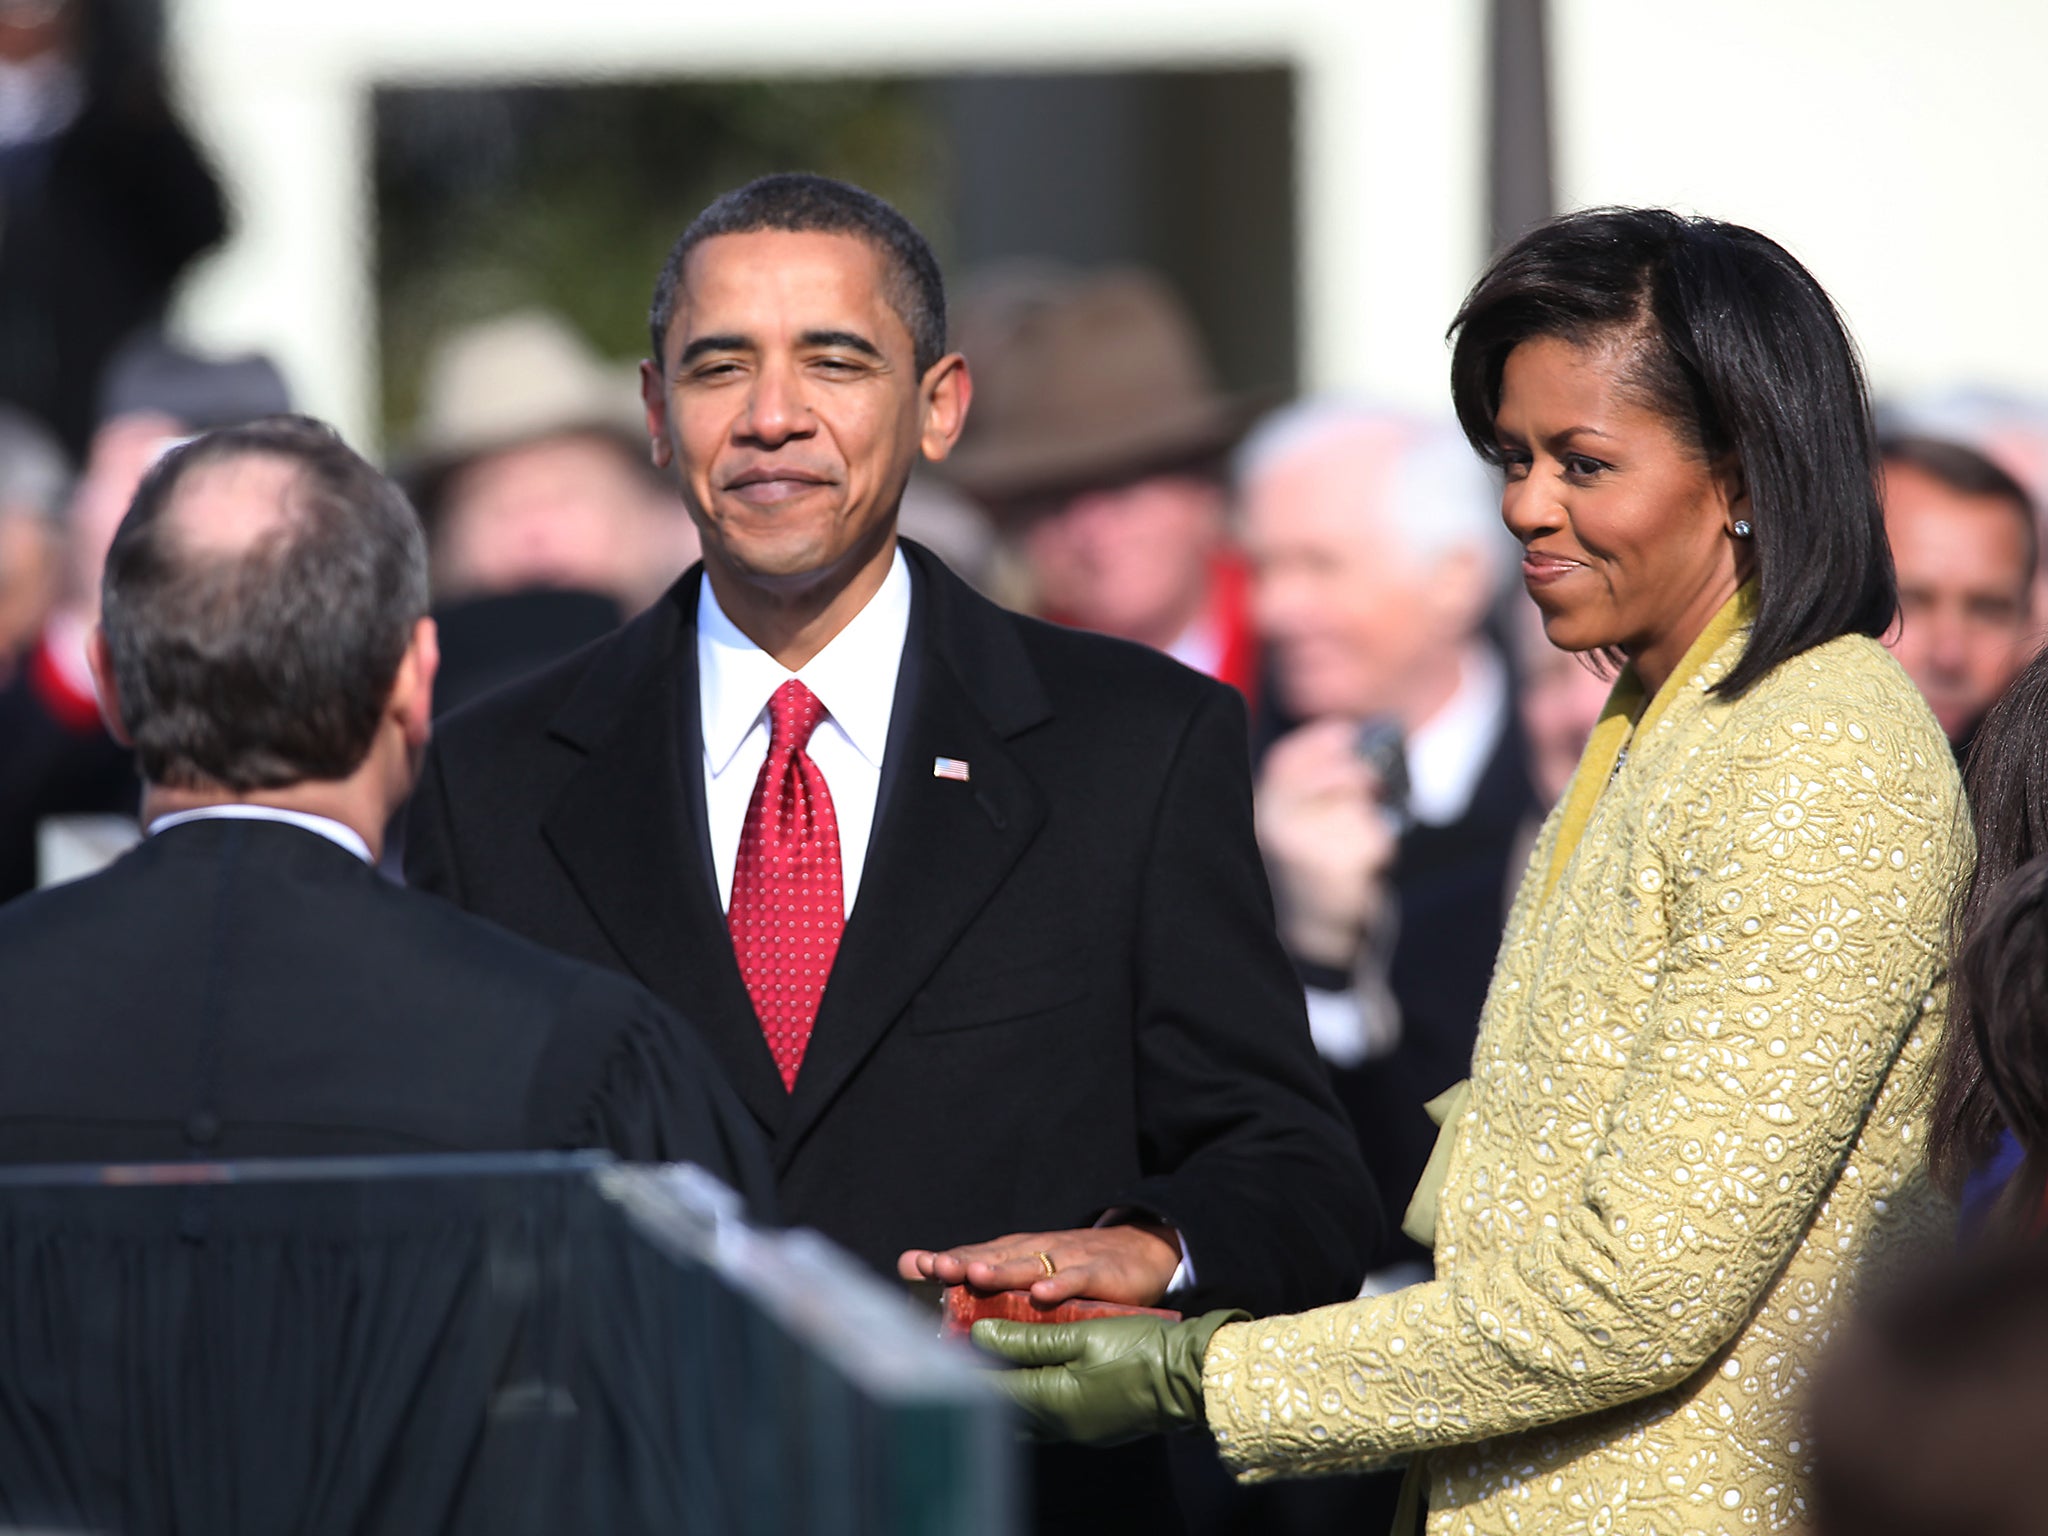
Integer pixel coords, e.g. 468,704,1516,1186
407,541,1377,1318
0,816,774,1209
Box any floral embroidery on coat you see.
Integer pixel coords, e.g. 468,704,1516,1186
1202,629,1970,1535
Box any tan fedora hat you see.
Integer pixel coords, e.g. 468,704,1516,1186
401,310,649,509
945,267,1258,509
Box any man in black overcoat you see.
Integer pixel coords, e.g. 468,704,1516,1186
404,176,1376,1532
0,415,771,1203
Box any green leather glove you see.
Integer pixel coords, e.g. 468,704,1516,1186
971,1309,1249,1445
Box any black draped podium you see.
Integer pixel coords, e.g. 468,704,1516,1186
0,1154,1012,1535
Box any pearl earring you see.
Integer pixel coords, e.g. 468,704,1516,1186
1732,520,1753,538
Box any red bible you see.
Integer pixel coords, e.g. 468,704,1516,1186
941,1286,1181,1339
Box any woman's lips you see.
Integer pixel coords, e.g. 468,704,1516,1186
1522,551,1584,586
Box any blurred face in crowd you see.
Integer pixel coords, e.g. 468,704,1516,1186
1244,427,1490,726
1883,460,2034,742
641,229,966,607
0,503,55,665
66,413,187,616
0,0,71,66
431,431,697,613
1025,473,1222,650
1494,334,1747,693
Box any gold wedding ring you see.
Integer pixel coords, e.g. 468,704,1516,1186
1033,1250,1058,1278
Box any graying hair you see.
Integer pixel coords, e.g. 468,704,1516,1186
1235,398,1516,583
102,416,429,791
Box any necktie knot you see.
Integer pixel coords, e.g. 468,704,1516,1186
767,678,826,757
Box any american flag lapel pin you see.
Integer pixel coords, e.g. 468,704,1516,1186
932,756,971,782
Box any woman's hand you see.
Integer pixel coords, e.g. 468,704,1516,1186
972,1309,1247,1444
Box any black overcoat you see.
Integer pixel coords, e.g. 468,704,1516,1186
407,540,1377,1318
0,815,772,1204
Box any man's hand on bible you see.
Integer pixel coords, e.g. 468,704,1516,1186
897,1220,1181,1306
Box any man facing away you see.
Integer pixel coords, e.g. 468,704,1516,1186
0,415,772,1200
405,175,1374,1533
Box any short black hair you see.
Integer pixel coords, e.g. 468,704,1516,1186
1881,432,2038,590
101,415,429,791
1449,207,1895,700
647,173,947,376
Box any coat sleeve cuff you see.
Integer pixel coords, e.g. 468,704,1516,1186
1094,1204,1195,1292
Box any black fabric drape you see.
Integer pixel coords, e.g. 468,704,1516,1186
0,1156,1005,1534
0,1160,717,1534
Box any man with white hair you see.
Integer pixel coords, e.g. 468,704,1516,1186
1242,402,1536,1278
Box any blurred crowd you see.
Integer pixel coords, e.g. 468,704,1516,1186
10,4,2048,1529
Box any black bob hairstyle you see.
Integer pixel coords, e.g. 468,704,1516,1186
1448,207,1896,700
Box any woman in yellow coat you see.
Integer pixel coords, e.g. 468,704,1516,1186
980,208,1971,1535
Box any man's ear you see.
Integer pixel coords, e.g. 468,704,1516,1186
640,359,673,470
85,626,132,746
918,354,973,463
389,616,439,752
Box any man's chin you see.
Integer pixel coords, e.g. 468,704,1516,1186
1273,659,1370,724
711,534,890,597
732,550,831,586
704,524,829,577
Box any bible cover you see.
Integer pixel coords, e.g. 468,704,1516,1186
942,1286,1181,1339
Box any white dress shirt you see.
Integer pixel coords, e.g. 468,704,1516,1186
147,804,374,865
697,547,1192,1289
1163,605,1222,680
697,548,911,918
1402,641,1508,830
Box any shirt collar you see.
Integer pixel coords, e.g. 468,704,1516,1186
146,804,375,864
1404,641,1508,827
697,546,912,777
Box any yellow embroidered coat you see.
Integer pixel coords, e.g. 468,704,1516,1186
1202,607,1970,1535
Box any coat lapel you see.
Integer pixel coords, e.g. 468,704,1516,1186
539,583,790,1132
776,544,1053,1162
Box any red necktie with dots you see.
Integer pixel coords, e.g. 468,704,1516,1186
729,679,845,1091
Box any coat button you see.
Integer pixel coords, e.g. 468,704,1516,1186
185,1110,221,1148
